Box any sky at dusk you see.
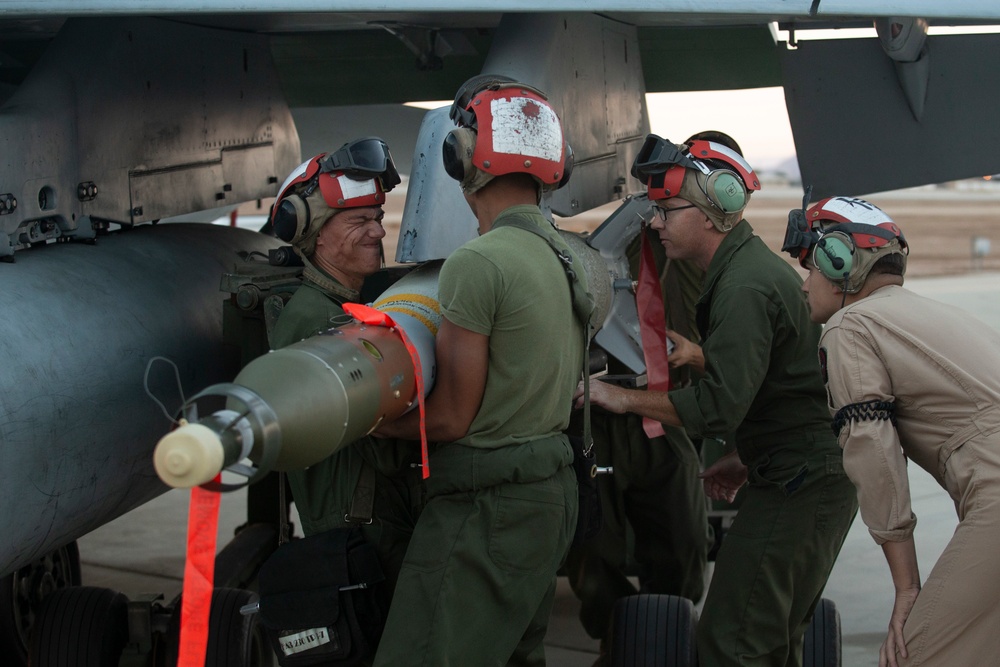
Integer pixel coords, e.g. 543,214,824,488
646,87,794,170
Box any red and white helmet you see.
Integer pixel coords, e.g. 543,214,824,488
630,134,760,231
443,75,572,194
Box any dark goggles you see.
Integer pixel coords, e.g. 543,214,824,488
630,134,697,180
782,208,819,262
320,137,401,191
781,186,818,261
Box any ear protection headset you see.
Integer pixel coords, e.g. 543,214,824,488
784,195,907,293
812,231,856,282
442,77,573,192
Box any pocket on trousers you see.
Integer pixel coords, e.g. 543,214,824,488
814,454,856,532
748,454,808,496
489,479,566,574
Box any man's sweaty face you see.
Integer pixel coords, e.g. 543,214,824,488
315,206,386,288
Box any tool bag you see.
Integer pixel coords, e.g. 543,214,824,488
256,526,387,666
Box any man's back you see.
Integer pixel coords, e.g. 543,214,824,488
822,284,1000,475
438,205,585,448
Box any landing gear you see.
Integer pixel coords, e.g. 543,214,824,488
0,541,81,667
803,598,842,667
166,587,275,667
28,586,129,666
609,594,698,667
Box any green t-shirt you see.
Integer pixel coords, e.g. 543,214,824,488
437,205,586,449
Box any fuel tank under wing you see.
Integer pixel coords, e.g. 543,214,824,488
0,223,282,578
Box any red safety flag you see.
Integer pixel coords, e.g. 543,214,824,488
636,227,672,439
343,302,430,479
177,476,221,666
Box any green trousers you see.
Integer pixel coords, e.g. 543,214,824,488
565,411,711,640
373,463,577,667
697,449,858,667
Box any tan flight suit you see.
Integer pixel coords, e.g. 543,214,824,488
821,284,1000,666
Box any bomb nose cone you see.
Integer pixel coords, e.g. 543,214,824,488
153,422,225,488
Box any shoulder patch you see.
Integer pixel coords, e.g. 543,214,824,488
818,346,828,385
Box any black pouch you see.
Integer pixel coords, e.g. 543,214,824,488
256,527,387,666
569,434,603,548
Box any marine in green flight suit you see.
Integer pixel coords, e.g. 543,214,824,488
268,141,423,603
587,134,857,666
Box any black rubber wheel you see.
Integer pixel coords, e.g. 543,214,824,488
803,597,842,667
166,587,274,666
609,593,698,667
0,542,82,667
27,585,129,666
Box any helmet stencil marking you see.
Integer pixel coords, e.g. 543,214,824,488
337,175,378,201
817,197,889,226
489,96,563,162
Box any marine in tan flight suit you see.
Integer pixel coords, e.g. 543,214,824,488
788,195,1000,667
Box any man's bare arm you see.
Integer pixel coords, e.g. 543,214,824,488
575,380,682,427
376,317,488,442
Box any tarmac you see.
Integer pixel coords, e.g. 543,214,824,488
78,271,1000,666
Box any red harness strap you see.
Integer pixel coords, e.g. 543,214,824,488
343,302,429,479
636,229,672,439
177,475,221,666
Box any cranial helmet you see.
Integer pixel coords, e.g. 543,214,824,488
442,74,573,195
782,195,908,293
270,137,400,256
630,133,761,232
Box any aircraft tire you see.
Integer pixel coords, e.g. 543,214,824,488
0,542,82,667
609,593,698,667
166,587,274,666
802,597,842,667
28,585,128,666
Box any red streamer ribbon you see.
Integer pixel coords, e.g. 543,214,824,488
343,303,429,479
636,228,672,439
177,475,221,666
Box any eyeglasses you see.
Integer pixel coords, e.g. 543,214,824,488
652,203,698,221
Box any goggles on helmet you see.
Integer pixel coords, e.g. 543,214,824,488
631,135,697,179
782,187,821,264
630,134,760,203
319,137,401,192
